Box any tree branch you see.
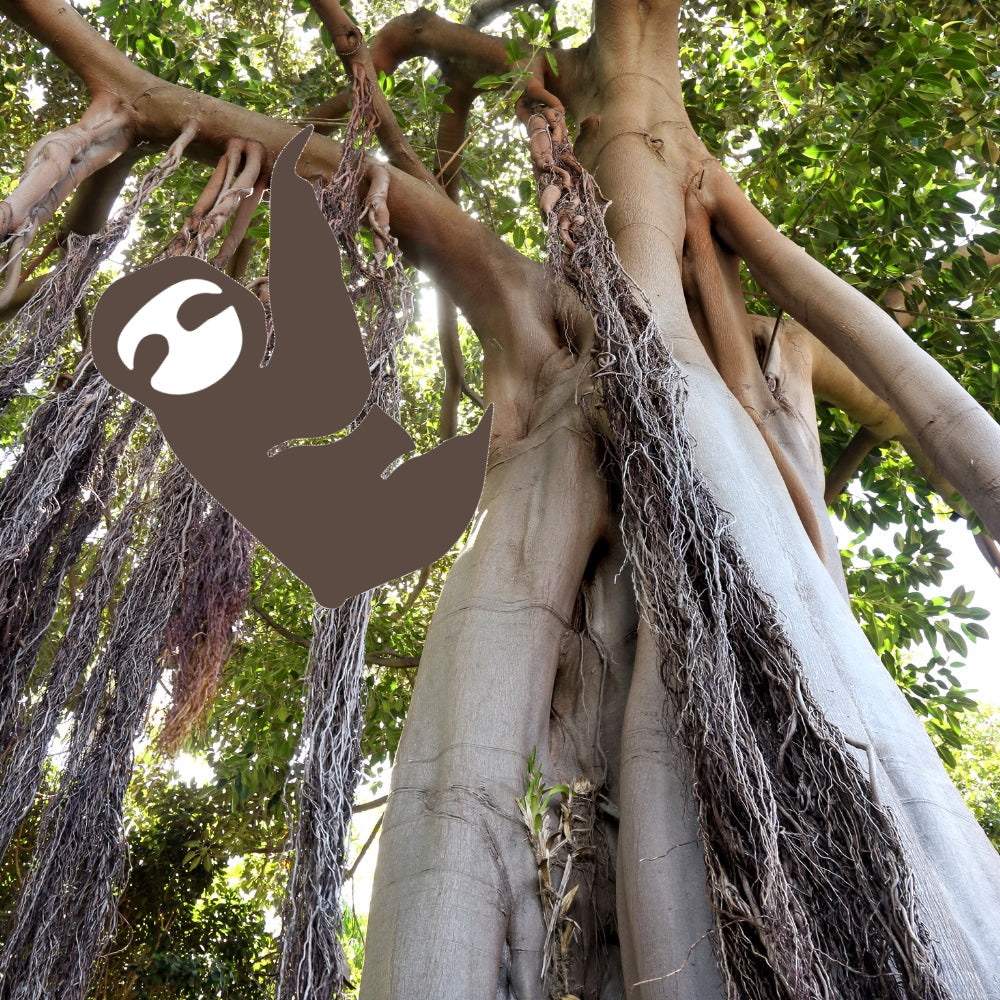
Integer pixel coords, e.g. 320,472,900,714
370,8,576,108
344,813,382,882
432,80,477,441
353,794,388,813
370,9,508,83
1,0,545,350
248,601,311,648
0,91,133,306
0,97,132,238
696,158,1000,542
61,146,143,235
365,653,420,668
465,0,555,31
308,0,440,189
824,427,881,505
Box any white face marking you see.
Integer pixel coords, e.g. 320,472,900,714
116,277,242,395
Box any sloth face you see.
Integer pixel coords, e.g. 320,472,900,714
91,254,267,408
115,276,243,395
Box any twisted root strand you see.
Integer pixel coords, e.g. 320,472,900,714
277,64,412,1000
525,104,952,1000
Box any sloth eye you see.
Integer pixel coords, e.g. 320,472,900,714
117,277,243,395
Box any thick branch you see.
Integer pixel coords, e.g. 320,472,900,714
433,81,477,440
371,8,576,107
0,91,133,306
0,96,131,239
0,0,540,350
883,242,1000,329
371,9,507,81
683,187,828,559
60,147,142,235
465,0,555,30
824,427,881,505
308,0,439,188
697,160,1000,541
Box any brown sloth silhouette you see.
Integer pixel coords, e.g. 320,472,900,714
92,128,492,609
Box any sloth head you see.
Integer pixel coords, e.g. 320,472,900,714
91,254,267,409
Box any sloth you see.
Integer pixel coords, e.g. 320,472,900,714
92,128,492,609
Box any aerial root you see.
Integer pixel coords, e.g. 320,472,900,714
157,504,256,754
0,408,154,861
0,455,204,1000
523,100,955,1000
276,61,413,1000
165,136,266,259
0,366,117,712
362,163,391,253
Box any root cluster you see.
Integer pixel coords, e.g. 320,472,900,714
524,104,953,1000
277,64,413,1000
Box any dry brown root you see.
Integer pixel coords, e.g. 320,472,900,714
0,93,133,308
522,105,955,1000
156,504,255,755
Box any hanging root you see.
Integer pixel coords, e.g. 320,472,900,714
157,503,255,754
0,420,160,862
0,365,119,775
0,121,198,410
0,115,275,1000
165,137,266,260
277,598,371,998
277,62,412,1000
0,395,145,753
0,456,203,1000
522,103,953,1000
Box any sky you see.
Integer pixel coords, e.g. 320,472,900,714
936,516,1000,703
833,511,1000,704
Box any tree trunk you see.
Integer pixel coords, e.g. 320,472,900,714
362,4,1000,998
